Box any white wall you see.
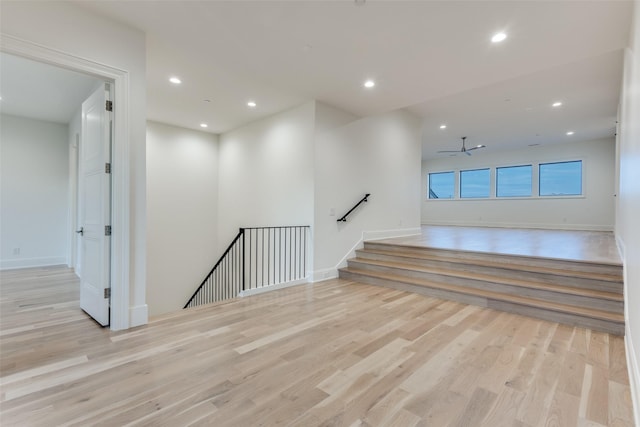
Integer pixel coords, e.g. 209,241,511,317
422,138,616,230
146,122,219,316
1,1,148,327
217,102,315,245
313,108,422,278
0,114,69,269
617,0,640,422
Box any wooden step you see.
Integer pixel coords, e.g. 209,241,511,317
363,241,623,278
339,267,624,335
346,258,623,313
356,249,623,294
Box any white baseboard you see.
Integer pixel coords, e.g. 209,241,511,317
312,226,421,283
336,226,421,269
128,304,148,328
239,277,310,297
619,233,639,425
0,256,68,270
421,220,613,232
625,324,640,427
311,268,339,283
363,227,422,241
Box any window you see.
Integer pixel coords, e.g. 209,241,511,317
496,165,532,197
539,160,582,196
460,168,490,198
428,171,454,199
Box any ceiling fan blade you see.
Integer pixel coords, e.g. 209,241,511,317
439,139,485,155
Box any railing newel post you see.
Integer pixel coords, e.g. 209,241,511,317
241,228,246,292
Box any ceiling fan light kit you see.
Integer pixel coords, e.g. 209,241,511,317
437,136,486,156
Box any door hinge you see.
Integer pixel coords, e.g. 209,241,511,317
104,288,111,299
105,225,112,236
105,163,111,174
106,100,113,112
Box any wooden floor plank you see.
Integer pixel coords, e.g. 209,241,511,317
0,266,634,426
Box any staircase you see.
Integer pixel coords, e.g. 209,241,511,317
339,240,624,335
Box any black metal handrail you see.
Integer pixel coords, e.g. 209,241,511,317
184,225,311,309
183,229,244,309
337,194,370,222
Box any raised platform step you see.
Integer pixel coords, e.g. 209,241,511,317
363,241,623,278
340,241,624,335
346,258,623,313
340,267,624,335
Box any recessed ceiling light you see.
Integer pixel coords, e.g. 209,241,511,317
566,131,575,136
203,99,211,103
200,123,208,128
169,77,182,84
529,143,540,146
439,124,447,129
552,101,563,107
364,80,375,88
491,32,507,43
247,101,257,108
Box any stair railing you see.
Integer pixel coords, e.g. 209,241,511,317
337,193,370,222
183,229,244,309
184,225,311,309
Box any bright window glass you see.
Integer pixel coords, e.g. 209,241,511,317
496,165,532,197
460,168,490,198
539,161,582,196
428,171,454,199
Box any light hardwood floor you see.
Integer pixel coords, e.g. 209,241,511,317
380,226,622,265
0,266,634,426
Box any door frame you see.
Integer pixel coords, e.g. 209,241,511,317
1,34,131,331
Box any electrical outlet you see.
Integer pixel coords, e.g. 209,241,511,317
12,248,20,255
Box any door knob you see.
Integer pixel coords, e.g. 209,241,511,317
76,227,84,236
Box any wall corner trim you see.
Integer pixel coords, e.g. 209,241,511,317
625,324,640,427
128,304,148,329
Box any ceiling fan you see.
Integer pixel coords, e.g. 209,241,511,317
438,137,486,156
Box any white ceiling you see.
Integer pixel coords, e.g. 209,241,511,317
413,50,624,157
3,1,632,160
0,52,101,124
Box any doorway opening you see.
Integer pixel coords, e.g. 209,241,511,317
1,35,132,330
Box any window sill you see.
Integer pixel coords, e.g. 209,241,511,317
426,195,586,202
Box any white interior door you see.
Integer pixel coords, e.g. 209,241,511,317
79,84,111,326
